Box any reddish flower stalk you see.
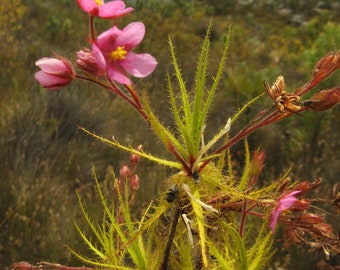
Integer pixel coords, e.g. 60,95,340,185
295,51,340,96
197,108,283,173
11,261,96,270
106,75,150,123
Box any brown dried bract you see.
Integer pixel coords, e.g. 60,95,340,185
264,75,301,113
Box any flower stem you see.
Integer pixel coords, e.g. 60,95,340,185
107,76,150,123
197,107,285,173
89,16,96,41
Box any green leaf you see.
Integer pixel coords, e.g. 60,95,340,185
80,126,182,169
201,25,231,129
238,139,251,190
191,22,212,151
168,37,192,132
168,72,195,156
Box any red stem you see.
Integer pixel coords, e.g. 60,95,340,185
76,74,150,123
126,84,143,109
197,109,282,173
89,16,96,41
107,77,150,123
239,200,247,237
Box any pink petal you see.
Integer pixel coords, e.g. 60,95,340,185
269,209,279,234
107,65,131,85
269,190,301,234
288,190,302,196
96,26,122,52
92,43,107,70
116,22,145,51
76,0,98,13
278,197,297,211
278,191,301,211
121,52,157,78
98,1,133,18
35,58,67,74
35,71,70,89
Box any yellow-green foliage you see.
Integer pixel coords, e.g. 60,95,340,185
73,154,277,269
0,0,25,53
0,0,25,81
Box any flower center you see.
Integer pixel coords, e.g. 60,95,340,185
110,46,127,61
95,0,103,5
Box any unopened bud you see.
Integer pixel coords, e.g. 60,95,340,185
129,174,139,190
290,199,310,211
130,145,142,164
11,261,34,270
313,223,334,239
35,53,75,89
299,213,324,224
76,48,104,77
292,178,322,195
250,150,265,175
285,229,302,244
312,51,340,81
119,165,130,179
304,88,340,111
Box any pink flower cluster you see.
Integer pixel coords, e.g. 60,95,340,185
35,0,157,89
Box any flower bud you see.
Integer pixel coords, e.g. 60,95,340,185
312,51,340,82
299,213,324,224
290,199,310,211
250,150,265,176
34,53,75,89
129,174,140,190
312,223,334,238
304,88,340,111
76,48,104,77
119,165,130,179
10,261,33,270
285,228,302,244
292,178,322,195
130,145,142,164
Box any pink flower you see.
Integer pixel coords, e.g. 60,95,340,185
76,0,133,19
269,190,301,234
92,22,158,85
35,54,75,90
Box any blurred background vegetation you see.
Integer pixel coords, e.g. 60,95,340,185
1,0,339,268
